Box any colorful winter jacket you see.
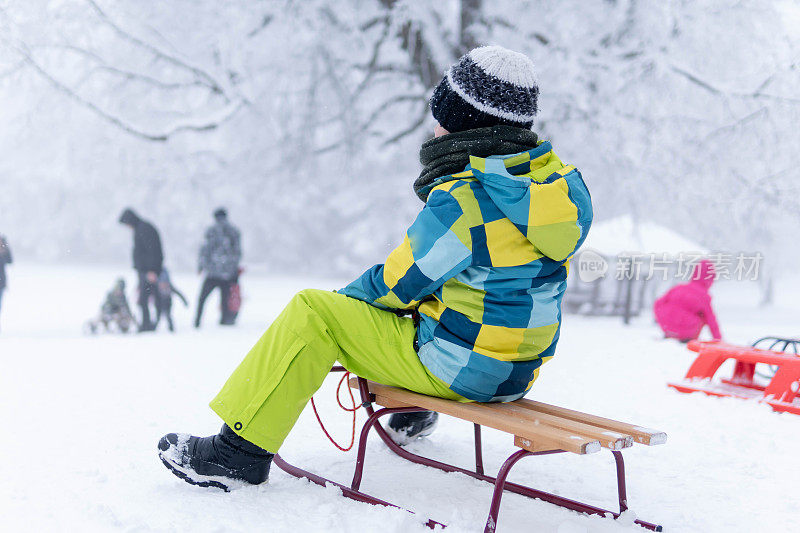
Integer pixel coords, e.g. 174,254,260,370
199,220,242,280
340,141,593,402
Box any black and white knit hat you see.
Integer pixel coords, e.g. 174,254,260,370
430,46,539,133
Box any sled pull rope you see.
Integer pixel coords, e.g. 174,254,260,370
310,371,360,452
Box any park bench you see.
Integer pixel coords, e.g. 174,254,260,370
273,368,666,532
668,339,800,415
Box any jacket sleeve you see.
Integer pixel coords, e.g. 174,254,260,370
339,188,472,311
700,297,722,340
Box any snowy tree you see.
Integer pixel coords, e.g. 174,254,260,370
1,0,798,286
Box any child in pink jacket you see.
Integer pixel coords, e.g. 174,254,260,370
654,260,722,342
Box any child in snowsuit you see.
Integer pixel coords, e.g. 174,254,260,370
154,269,188,332
87,278,134,334
654,260,721,342
158,46,593,490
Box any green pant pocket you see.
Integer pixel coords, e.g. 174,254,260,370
229,337,307,429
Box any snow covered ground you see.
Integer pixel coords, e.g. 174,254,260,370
1,264,798,532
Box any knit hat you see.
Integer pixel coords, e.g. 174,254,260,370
213,207,227,220
430,46,539,133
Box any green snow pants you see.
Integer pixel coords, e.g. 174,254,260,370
209,289,465,452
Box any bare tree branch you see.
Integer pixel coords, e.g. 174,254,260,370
31,43,208,92
381,104,428,146
352,16,393,99
459,0,483,54
247,14,274,38
87,64,209,91
669,64,722,95
313,140,345,155
85,0,232,100
526,32,550,46
670,63,800,104
378,0,443,90
17,43,242,142
701,107,768,142
364,93,425,127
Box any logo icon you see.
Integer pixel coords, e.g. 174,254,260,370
577,249,608,282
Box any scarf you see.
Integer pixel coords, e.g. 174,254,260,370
414,125,539,202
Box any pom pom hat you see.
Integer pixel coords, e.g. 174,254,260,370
430,46,539,133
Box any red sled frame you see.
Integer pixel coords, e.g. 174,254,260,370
668,340,800,415
273,368,662,532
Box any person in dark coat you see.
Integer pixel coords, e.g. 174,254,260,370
154,268,189,332
119,208,164,332
195,208,241,327
0,234,12,332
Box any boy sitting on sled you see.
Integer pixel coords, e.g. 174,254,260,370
158,46,593,490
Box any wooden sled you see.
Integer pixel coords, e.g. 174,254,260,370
273,368,666,532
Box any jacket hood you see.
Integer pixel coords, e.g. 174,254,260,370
467,141,576,244
690,260,715,290
119,208,140,226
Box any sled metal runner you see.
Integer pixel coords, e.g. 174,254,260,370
274,368,664,532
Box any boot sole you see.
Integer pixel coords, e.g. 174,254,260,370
158,452,245,492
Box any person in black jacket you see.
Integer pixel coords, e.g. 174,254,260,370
119,208,164,332
0,234,12,332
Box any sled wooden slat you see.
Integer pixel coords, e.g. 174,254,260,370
351,379,601,454
512,399,667,446
488,401,633,450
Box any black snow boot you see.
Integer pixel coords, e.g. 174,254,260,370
158,424,273,491
385,411,439,446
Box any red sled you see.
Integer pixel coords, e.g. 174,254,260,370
667,339,800,415
228,282,241,313
223,267,244,325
